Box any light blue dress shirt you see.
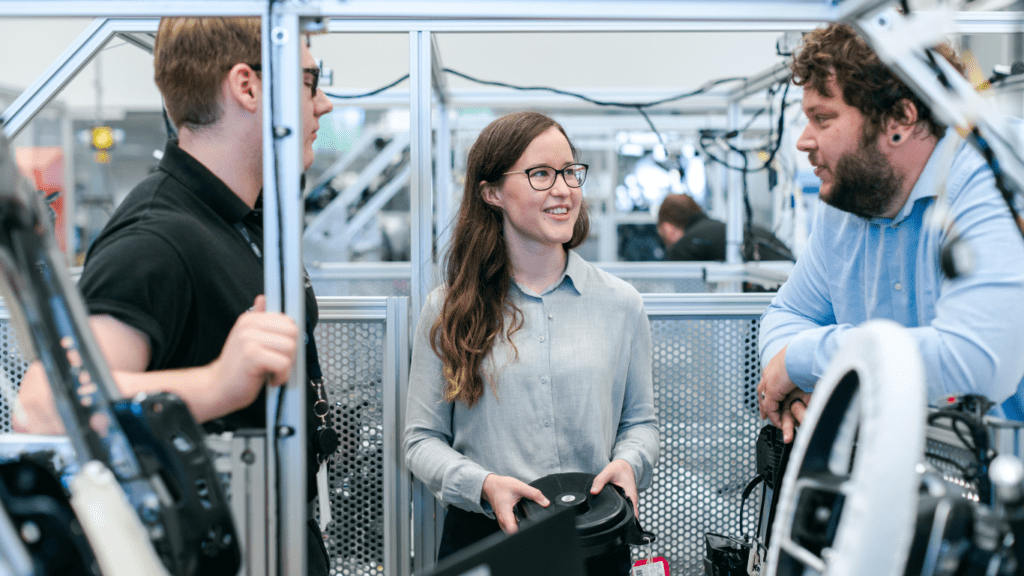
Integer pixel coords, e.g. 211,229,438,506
759,130,1024,418
404,250,659,514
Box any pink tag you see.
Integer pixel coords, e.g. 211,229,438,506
631,556,669,576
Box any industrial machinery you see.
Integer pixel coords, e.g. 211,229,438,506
0,127,239,575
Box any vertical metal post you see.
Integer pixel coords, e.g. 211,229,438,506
409,28,438,574
726,101,744,266
410,30,434,323
435,102,453,259
384,297,411,576
262,7,307,576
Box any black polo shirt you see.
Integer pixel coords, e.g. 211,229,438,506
79,139,321,479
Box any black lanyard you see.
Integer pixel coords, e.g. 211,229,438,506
233,221,323,381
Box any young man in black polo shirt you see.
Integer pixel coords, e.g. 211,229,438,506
16,17,335,574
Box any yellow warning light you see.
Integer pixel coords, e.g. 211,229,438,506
92,126,114,150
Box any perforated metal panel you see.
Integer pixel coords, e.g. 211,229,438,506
638,317,763,575
315,319,388,576
0,321,31,433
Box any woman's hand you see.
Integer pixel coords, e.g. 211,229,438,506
481,474,550,534
590,459,639,517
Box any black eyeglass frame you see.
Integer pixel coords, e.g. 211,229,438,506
246,63,320,97
501,163,589,191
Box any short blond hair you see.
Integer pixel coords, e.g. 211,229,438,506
153,17,261,131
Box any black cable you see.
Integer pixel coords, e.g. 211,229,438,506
739,475,763,538
161,104,177,140
635,106,666,149
925,451,974,478
968,128,1024,240
324,73,410,99
442,68,747,110
928,412,979,452
699,80,793,174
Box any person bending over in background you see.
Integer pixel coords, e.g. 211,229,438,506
657,193,793,262
404,111,659,576
756,23,1024,443
16,17,336,574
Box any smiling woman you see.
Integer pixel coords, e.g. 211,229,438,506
403,111,659,576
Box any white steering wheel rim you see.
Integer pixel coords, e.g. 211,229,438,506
765,320,927,576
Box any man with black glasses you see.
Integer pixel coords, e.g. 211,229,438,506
17,16,336,574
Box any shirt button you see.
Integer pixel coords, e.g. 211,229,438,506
549,461,557,469
540,377,548,384
894,282,902,291
544,420,551,427
548,314,553,320
539,336,545,342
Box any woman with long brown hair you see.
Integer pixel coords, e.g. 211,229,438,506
404,112,658,572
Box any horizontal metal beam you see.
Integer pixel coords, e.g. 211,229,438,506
2,2,1020,34
0,0,835,29
307,262,412,279
316,296,392,321
643,292,775,318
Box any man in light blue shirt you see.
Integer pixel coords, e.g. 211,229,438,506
757,23,1024,442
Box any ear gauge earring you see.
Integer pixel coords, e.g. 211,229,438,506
893,134,902,143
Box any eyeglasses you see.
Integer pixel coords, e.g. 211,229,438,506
502,163,588,191
246,63,321,97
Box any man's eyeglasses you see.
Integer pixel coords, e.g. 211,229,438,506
502,163,588,191
247,64,320,97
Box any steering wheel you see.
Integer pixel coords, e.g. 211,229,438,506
765,320,927,576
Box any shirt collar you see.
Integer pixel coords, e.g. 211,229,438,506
512,249,587,297
159,138,253,225
560,250,587,295
889,128,961,225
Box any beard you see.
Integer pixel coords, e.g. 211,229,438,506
823,138,903,219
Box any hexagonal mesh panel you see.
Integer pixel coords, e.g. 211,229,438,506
634,317,763,575
315,320,387,576
0,320,32,432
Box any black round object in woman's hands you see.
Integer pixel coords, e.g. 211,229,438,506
515,472,653,559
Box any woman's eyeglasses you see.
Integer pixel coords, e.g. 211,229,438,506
502,163,588,191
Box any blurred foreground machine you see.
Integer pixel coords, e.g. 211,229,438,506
0,130,240,575
752,320,1024,576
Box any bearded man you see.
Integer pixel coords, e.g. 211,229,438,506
756,23,1024,442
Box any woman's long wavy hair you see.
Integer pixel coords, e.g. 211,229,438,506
431,112,590,408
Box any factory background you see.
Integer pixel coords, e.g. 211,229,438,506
2,2,1024,575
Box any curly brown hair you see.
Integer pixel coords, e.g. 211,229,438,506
431,112,590,407
791,23,965,141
